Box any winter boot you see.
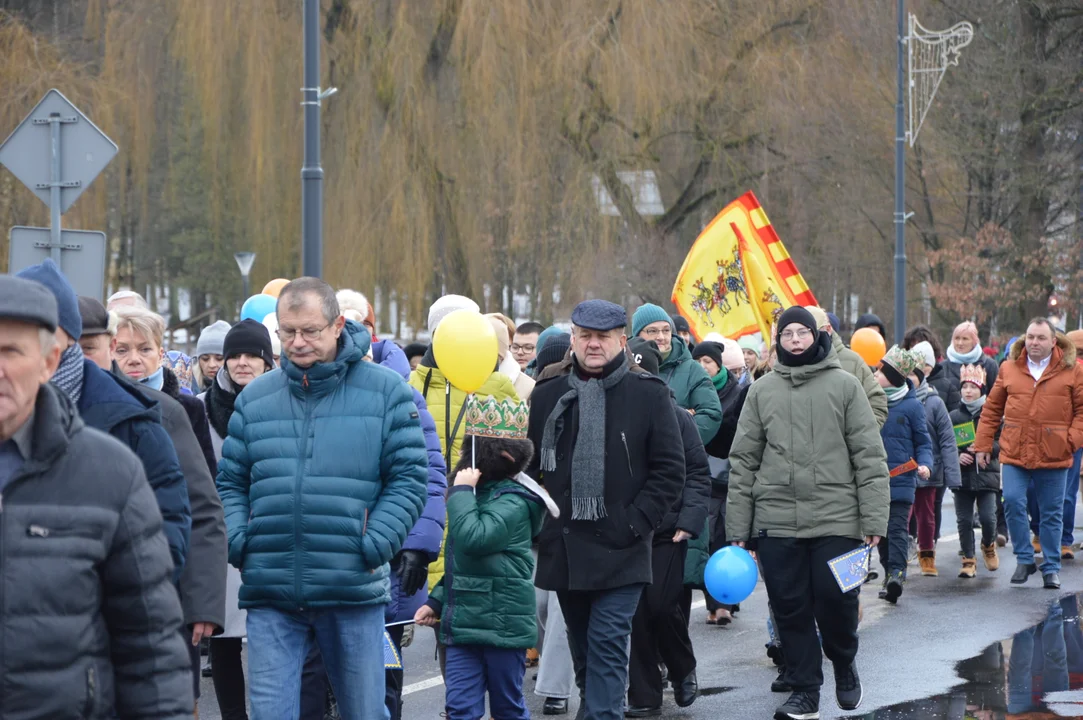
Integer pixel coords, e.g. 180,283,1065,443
918,550,938,577
1032,536,1042,556
982,543,999,571
882,571,904,604
958,557,977,578
1062,545,1075,560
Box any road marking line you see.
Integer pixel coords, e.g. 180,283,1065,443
403,675,444,696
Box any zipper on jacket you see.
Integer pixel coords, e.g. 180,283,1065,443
85,666,96,716
293,384,315,609
620,432,634,477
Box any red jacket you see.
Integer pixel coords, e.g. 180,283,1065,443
974,335,1083,470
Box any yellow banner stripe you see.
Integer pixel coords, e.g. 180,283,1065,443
786,275,809,295
768,243,790,263
750,208,770,229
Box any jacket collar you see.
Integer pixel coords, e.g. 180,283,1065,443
1009,334,1076,370
18,384,82,474
659,336,691,371
80,359,161,431
281,319,368,398
771,343,843,387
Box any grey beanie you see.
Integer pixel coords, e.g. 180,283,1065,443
196,320,232,357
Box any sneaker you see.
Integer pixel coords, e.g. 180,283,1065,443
834,664,862,711
774,690,820,720
907,537,919,565
771,665,793,693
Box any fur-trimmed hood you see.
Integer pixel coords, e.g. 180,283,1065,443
1008,333,1077,368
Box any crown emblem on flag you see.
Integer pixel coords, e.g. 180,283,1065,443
465,395,530,440
959,363,986,388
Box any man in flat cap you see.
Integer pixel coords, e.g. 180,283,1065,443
0,275,193,718
527,299,686,720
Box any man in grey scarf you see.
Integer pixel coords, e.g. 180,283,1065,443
528,299,686,720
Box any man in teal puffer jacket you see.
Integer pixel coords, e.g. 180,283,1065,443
216,277,428,720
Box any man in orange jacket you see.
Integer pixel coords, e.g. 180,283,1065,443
975,318,1083,589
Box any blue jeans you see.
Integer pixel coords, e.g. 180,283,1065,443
1003,464,1068,575
1028,448,1083,546
444,645,528,720
247,606,389,720
558,584,644,720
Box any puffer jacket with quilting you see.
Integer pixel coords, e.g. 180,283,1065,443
216,321,429,609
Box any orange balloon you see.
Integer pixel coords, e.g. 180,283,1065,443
851,327,887,367
262,278,290,298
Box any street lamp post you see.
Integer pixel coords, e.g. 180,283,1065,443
234,251,256,310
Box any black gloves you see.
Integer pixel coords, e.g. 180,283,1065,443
397,550,430,597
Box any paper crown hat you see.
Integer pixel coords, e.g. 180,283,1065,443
959,363,987,389
465,395,530,440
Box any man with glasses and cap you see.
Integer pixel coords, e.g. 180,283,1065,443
528,299,686,720
0,274,193,718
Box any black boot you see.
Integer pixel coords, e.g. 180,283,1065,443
771,664,793,693
1011,563,1037,585
543,697,569,715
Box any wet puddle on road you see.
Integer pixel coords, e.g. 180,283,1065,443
847,594,1083,719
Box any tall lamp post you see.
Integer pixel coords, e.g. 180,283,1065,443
234,251,256,306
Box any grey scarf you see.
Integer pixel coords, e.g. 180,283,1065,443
962,394,986,416
540,354,629,520
52,343,85,406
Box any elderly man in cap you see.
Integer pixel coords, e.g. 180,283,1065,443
528,299,686,720
0,275,193,718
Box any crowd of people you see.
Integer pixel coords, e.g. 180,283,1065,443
2,259,1082,720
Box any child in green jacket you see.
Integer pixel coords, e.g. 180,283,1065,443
415,396,558,720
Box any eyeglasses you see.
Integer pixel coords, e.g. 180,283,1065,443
277,323,332,342
780,328,813,341
641,327,672,338
510,343,536,354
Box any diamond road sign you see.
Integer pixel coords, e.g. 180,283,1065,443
0,89,117,214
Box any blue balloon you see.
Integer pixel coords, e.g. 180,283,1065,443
704,546,759,605
241,293,277,322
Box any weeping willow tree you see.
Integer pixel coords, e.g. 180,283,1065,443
8,0,1061,337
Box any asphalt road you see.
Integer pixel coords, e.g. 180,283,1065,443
196,494,1083,719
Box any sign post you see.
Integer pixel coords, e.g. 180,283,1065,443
0,89,117,298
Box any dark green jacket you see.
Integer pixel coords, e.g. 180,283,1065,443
659,340,722,445
429,480,544,648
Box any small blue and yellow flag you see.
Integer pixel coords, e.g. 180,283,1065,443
383,630,402,669
828,545,872,593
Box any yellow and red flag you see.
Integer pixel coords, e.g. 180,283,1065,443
671,191,816,343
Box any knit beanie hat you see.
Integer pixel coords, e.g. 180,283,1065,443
826,312,841,333
404,342,427,362
16,258,81,340
223,319,276,370
691,341,723,369
428,294,479,333
337,289,376,330
805,306,831,332
535,325,565,356
196,320,232,357
627,337,662,375
671,314,691,334
485,314,512,361
1066,330,1083,357
775,306,818,340
910,340,936,370
535,333,571,375
737,336,762,353
631,303,673,339
880,345,919,387
720,339,746,372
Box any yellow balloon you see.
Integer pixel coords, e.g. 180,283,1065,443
432,309,498,394
262,278,291,298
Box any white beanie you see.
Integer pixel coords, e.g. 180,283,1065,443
911,340,936,369
261,313,282,359
196,320,232,357
720,339,746,372
701,332,728,344
428,294,479,333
